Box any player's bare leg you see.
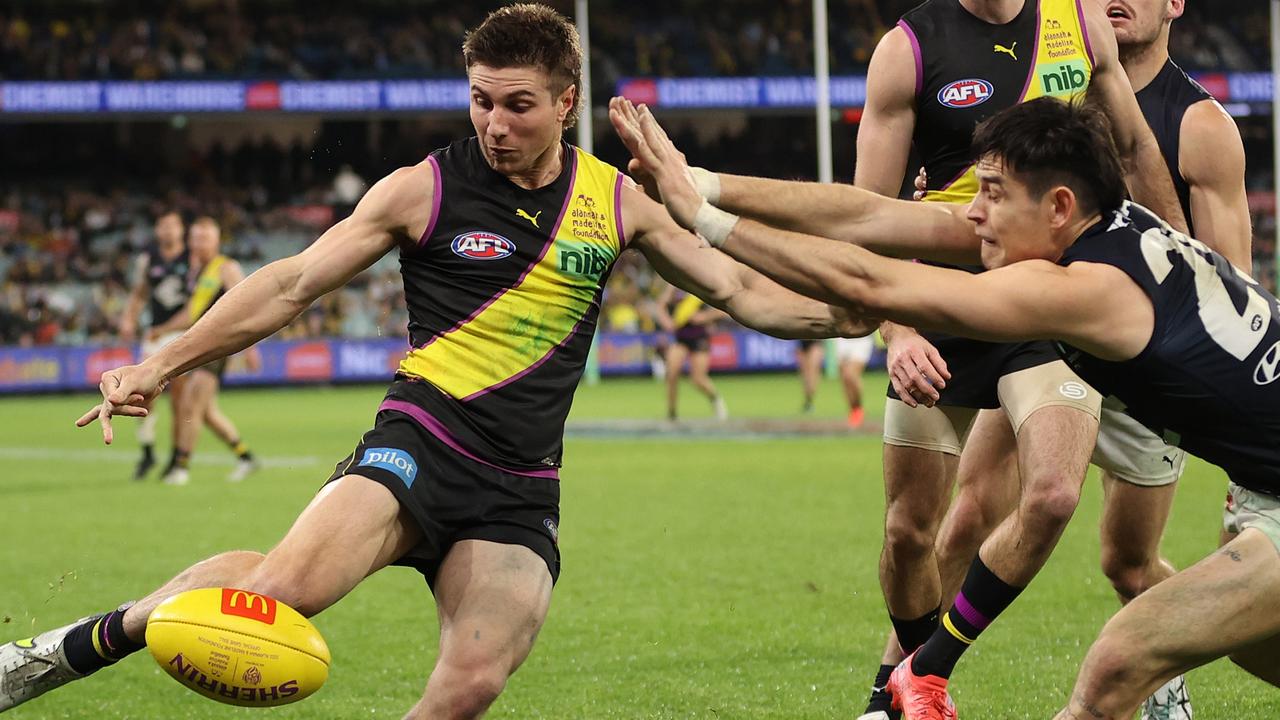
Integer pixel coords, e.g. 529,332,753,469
798,343,823,413
157,374,190,482
202,390,259,481
664,343,688,420
897,406,1095,712
839,357,868,428
408,540,553,720
0,476,419,712
1100,472,1177,602
163,371,218,485
687,349,726,420
934,409,1020,605
1056,529,1280,719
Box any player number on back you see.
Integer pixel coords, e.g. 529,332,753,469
1139,226,1270,361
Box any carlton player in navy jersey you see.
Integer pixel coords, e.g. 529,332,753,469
119,211,192,481
621,96,1279,719
0,6,862,717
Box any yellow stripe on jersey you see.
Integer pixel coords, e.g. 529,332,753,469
924,0,1093,204
398,148,622,399
672,295,704,328
188,255,227,321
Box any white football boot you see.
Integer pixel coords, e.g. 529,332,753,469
161,467,190,486
0,615,101,711
1141,674,1192,720
856,713,894,720
227,457,261,483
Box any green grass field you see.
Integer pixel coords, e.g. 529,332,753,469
1,373,1277,718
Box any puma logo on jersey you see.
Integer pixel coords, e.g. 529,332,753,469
993,42,1017,60
516,208,542,228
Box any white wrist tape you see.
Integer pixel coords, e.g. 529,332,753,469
689,166,721,204
693,199,739,248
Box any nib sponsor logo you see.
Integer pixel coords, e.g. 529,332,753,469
1039,60,1088,96
168,654,299,704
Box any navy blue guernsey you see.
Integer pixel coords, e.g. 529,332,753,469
1055,202,1280,496
145,246,191,327
1135,59,1213,235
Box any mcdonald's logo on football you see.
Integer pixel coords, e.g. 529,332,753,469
220,588,278,625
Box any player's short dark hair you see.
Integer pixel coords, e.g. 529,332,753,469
462,3,583,128
156,209,184,224
971,97,1127,215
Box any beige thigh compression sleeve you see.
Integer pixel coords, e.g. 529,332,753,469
883,399,980,456
997,360,1101,435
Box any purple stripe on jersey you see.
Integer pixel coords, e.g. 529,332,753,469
460,292,597,403
897,20,924,98
1076,0,1096,66
952,592,992,632
417,155,443,250
614,173,628,249
379,398,561,479
936,164,974,195
1016,3,1044,101
415,148,580,350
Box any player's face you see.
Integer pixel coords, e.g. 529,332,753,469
967,156,1058,268
155,213,184,247
468,64,575,174
188,224,220,262
1102,0,1180,47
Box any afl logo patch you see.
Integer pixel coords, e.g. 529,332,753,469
1059,381,1089,400
1254,340,1280,386
938,79,994,108
452,231,515,260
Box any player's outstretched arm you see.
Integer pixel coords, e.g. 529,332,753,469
1180,100,1252,270
623,183,874,340
76,163,433,442
1082,1,1188,234
609,96,982,265
716,218,1150,359
620,103,980,269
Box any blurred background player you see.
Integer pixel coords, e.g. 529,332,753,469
795,339,824,414
146,216,261,485
655,282,730,421
837,336,876,428
118,210,191,481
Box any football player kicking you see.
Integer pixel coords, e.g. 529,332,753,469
616,96,1280,719
0,5,862,717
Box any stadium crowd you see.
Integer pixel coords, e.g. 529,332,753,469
0,0,1265,84
0,0,1273,348
2,108,1275,347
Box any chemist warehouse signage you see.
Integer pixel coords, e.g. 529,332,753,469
0,73,1266,114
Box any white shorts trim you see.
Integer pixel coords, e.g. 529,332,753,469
141,330,183,359
835,336,875,365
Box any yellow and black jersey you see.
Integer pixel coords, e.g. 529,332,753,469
901,0,1094,206
390,138,626,475
188,254,229,322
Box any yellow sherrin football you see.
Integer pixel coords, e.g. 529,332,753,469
145,588,330,707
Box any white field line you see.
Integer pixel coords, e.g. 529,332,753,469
0,447,319,467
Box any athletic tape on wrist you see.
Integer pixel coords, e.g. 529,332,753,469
689,167,721,204
693,200,739,248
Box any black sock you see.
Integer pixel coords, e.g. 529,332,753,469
230,440,253,461
864,663,897,714
911,558,1024,680
175,449,191,470
140,444,154,463
62,605,146,674
890,606,941,655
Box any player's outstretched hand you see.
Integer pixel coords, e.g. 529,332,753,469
608,97,702,229
75,363,167,445
885,328,950,407
912,166,928,201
